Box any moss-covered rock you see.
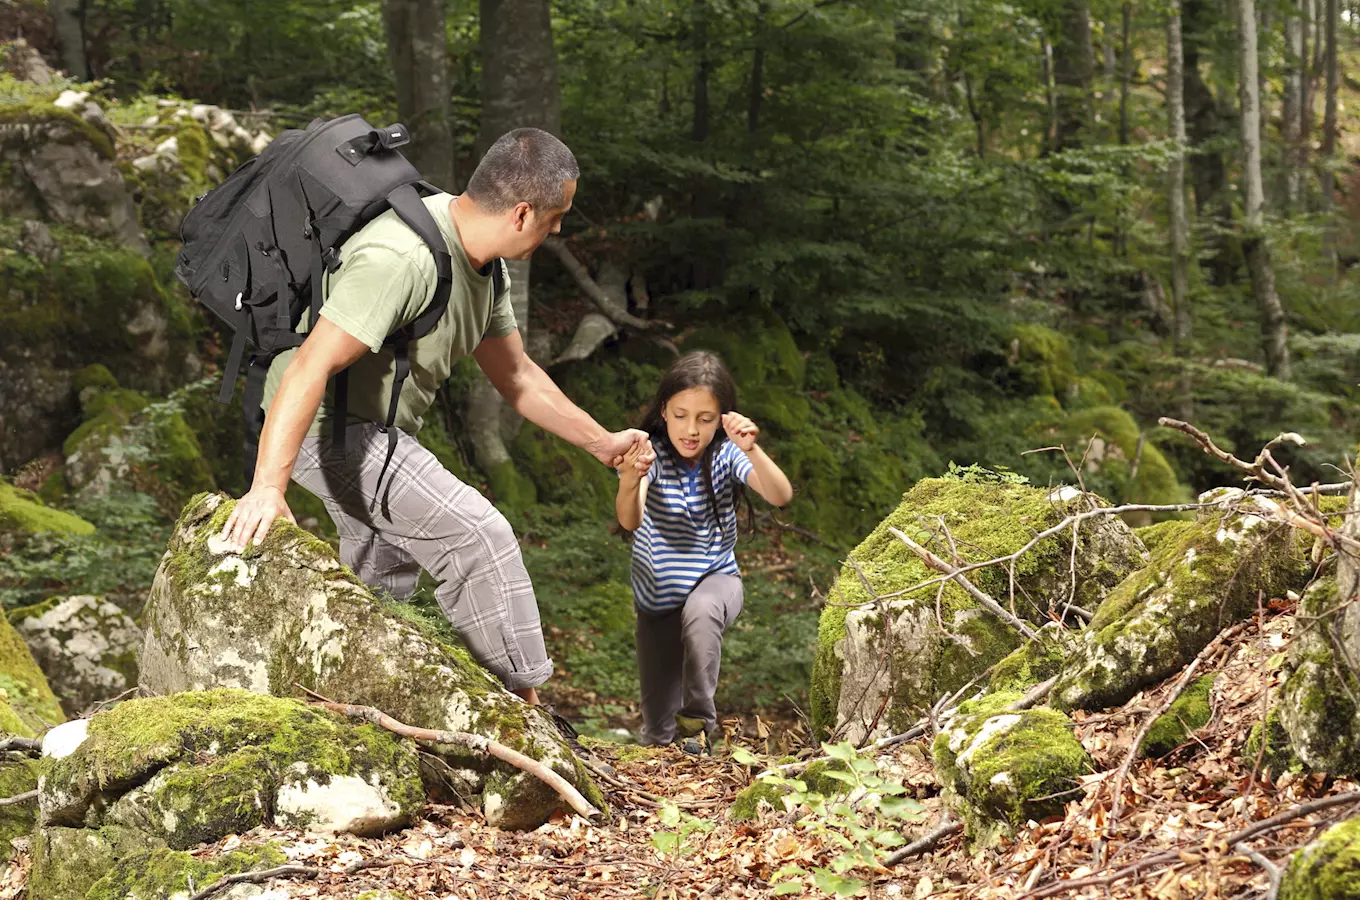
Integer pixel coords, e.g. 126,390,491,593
1053,489,1310,712
1135,518,1196,555
62,379,215,515
1279,816,1360,900
1030,405,1189,512
38,688,423,854
28,825,162,900
1138,674,1215,758
1007,324,1077,401
1279,576,1360,776
0,598,66,736
932,691,1091,846
812,474,1147,743
10,595,141,719
0,481,94,536
0,757,41,865
729,758,853,822
137,493,601,828
988,626,1075,694
1243,705,1302,775
83,843,288,900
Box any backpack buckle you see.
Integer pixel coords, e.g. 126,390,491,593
321,246,342,273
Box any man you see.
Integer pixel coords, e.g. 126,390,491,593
218,127,653,706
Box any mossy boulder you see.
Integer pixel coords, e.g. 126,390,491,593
0,597,66,736
1279,576,1360,776
0,220,198,473
28,824,162,900
138,493,601,828
0,481,94,536
1053,489,1310,712
1007,324,1077,400
38,689,422,858
1138,674,1215,758
0,97,145,252
1279,816,1360,900
1135,518,1196,555
0,757,41,865
988,626,1075,694
1243,704,1302,776
10,595,141,718
812,474,1147,743
62,379,215,515
931,691,1091,846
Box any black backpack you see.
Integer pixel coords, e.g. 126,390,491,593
174,113,503,495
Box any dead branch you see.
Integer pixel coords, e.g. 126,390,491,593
298,687,602,820
1095,622,1246,867
188,857,401,900
0,790,36,807
889,526,1041,640
0,737,42,754
541,237,652,330
1234,844,1283,900
885,817,963,866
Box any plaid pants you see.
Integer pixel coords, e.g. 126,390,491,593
293,422,552,691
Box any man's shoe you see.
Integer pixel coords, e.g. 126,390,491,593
674,715,707,738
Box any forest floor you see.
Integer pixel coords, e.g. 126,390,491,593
5,598,1355,900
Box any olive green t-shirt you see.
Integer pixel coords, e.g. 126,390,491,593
261,193,516,436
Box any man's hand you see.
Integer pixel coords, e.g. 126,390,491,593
219,485,296,552
589,428,653,468
722,412,760,453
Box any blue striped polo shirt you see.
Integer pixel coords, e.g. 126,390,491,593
630,440,754,615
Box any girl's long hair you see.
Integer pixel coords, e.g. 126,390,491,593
639,351,748,534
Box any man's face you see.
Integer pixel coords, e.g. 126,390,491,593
506,179,576,260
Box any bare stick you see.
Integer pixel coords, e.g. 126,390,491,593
541,238,652,329
884,817,962,866
889,527,1040,640
298,687,602,820
0,737,41,754
0,790,36,807
1234,844,1283,900
1095,622,1245,867
188,858,401,900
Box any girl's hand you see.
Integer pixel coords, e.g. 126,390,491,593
616,438,652,482
722,412,759,452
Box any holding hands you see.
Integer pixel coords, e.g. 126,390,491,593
722,411,759,452
616,436,655,483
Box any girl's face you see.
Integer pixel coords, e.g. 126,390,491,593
662,386,721,462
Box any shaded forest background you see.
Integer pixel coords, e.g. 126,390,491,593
2,0,1358,736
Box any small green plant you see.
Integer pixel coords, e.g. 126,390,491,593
748,742,926,897
649,800,715,861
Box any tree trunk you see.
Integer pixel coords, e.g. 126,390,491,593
1184,0,1234,285
382,0,456,192
1052,0,1095,151
1282,0,1305,212
1042,37,1058,152
1239,0,1291,380
48,0,88,79
692,0,711,143
1320,0,1339,269
466,0,563,495
1168,0,1192,354
1118,2,1132,148
748,2,768,135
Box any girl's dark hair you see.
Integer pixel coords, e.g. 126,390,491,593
639,351,749,534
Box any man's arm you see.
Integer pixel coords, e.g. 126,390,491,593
220,319,369,550
474,330,650,466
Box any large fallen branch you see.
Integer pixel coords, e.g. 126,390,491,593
885,817,962,866
188,857,400,900
889,526,1041,640
299,688,602,821
541,237,652,330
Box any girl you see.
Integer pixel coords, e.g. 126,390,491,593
615,351,794,752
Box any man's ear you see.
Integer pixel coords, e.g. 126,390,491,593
512,201,532,231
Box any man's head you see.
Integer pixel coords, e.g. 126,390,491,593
464,128,578,260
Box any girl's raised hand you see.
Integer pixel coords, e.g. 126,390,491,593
722,411,759,452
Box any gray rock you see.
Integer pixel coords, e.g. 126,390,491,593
10,595,141,717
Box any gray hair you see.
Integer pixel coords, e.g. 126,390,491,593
466,128,579,213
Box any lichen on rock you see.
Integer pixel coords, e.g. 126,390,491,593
138,493,601,828
931,691,1091,846
1279,576,1360,776
1053,488,1310,712
811,472,1146,744
10,595,141,718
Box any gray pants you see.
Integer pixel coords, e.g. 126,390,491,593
635,574,744,745
293,422,552,691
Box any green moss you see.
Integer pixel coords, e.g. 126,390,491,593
486,460,537,515
932,692,1091,842
1280,818,1360,900
0,100,115,159
43,689,424,830
1139,674,1215,758
0,607,65,734
730,778,791,822
989,631,1072,694
72,364,118,395
1279,577,1360,775
29,825,163,900
1032,405,1188,507
0,481,95,536
729,758,852,822
85,843,288,900
1135,518,1196,554
511,423,616,517
1243,707,1302,775
1008,324,1077,400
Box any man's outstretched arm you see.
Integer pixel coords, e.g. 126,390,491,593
474,330,650,466
220,319,369,551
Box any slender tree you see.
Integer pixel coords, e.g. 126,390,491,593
48,0,88,79
1320,0,1339,269
382,0,456,191
1168,0,1192,353
1239,0,1291,379
1282,0,1305,211
1052,0,1095,151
